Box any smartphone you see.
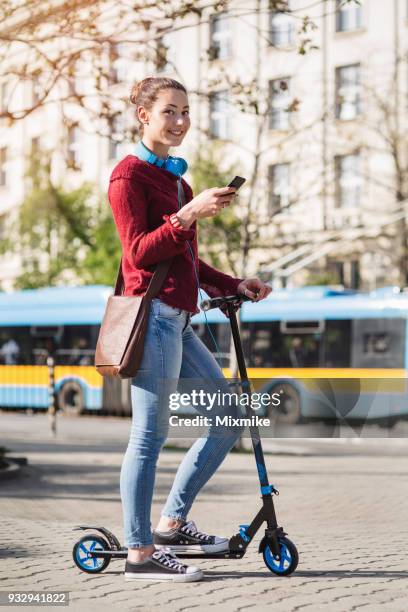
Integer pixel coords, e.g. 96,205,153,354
227,176,246,191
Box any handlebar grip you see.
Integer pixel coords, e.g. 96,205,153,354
200,293,252,312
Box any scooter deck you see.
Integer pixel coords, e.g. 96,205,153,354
88,549,246,560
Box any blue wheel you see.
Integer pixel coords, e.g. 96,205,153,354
263,536,298,576
73,534,111,573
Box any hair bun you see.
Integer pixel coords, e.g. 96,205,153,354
130,77,155,105
129,82,141,105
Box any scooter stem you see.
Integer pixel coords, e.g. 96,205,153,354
226,303,274,497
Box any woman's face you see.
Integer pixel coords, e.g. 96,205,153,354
138,88,190,148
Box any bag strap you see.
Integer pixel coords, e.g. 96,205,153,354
144,259,173,300
114,258,172,297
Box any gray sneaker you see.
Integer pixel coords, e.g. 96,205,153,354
124,547,203,582
153,520,229,553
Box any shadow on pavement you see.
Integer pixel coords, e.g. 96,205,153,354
0,547,32,559
90,568,408,580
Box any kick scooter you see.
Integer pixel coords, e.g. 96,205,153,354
72,294,299,576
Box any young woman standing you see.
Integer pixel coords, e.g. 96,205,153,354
108,77,271,582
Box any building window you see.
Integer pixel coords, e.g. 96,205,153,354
209,91,231,139
108,115,124,160
26,138,40,183
269,77,292,130
0,147,7,186
268,163,291,214
155,33,175,72
32,73,42,106
68,59,86,97
108,43,127,84
335,153,362,208
335,64,361,120
209,12,232,60
67,126,81,168
31,137,40,156
269,5,295,47
335,0,363,32
0,213,6,241
0,81,9,113
28,137,40,173
67,61,76,96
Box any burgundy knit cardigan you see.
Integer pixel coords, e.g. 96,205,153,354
108,155,243,314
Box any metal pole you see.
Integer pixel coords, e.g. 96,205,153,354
47,355,57,437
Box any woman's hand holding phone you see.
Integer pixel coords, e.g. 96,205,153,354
176,176,246,229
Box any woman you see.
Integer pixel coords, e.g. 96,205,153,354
108,76,271,582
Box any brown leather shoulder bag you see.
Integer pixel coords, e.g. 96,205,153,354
95,258,172,378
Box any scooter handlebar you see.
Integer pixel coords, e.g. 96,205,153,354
200,293,252,312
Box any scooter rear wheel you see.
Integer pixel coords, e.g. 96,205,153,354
73,534,111,573
263,536,298,576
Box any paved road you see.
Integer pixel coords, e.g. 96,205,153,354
1,413,408,611
2,411,408,456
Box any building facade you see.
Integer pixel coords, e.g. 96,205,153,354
0,0,407,290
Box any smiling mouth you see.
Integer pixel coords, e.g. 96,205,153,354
168,131,183,136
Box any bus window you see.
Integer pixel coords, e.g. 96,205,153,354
242,322,282,367
238,320,354,369
351,318,406,368
364,333,389,354
0,324,101,366
33,338,56,364
217,323,232,367
242,322,323,368
282,334,320,367
281,320,324,334
324,320,352,367
61,325,97,349
0,327,32,364
192,322,231,367
30,326,62,364
59,325,99,365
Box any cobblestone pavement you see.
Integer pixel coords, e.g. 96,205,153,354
0,413,408,612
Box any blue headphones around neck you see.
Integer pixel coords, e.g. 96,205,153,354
134,140,188,177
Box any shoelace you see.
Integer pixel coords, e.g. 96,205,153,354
181,521,211,541
152,547,185,571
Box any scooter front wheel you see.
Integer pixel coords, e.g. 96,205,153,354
73,534,111,573
263,536,298,576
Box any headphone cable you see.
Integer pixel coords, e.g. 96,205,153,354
178,176,224,370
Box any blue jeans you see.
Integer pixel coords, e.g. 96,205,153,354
120,297,244,548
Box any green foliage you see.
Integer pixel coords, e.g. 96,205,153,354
81,209,121,285
7,150,120,289
189,141,236,193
